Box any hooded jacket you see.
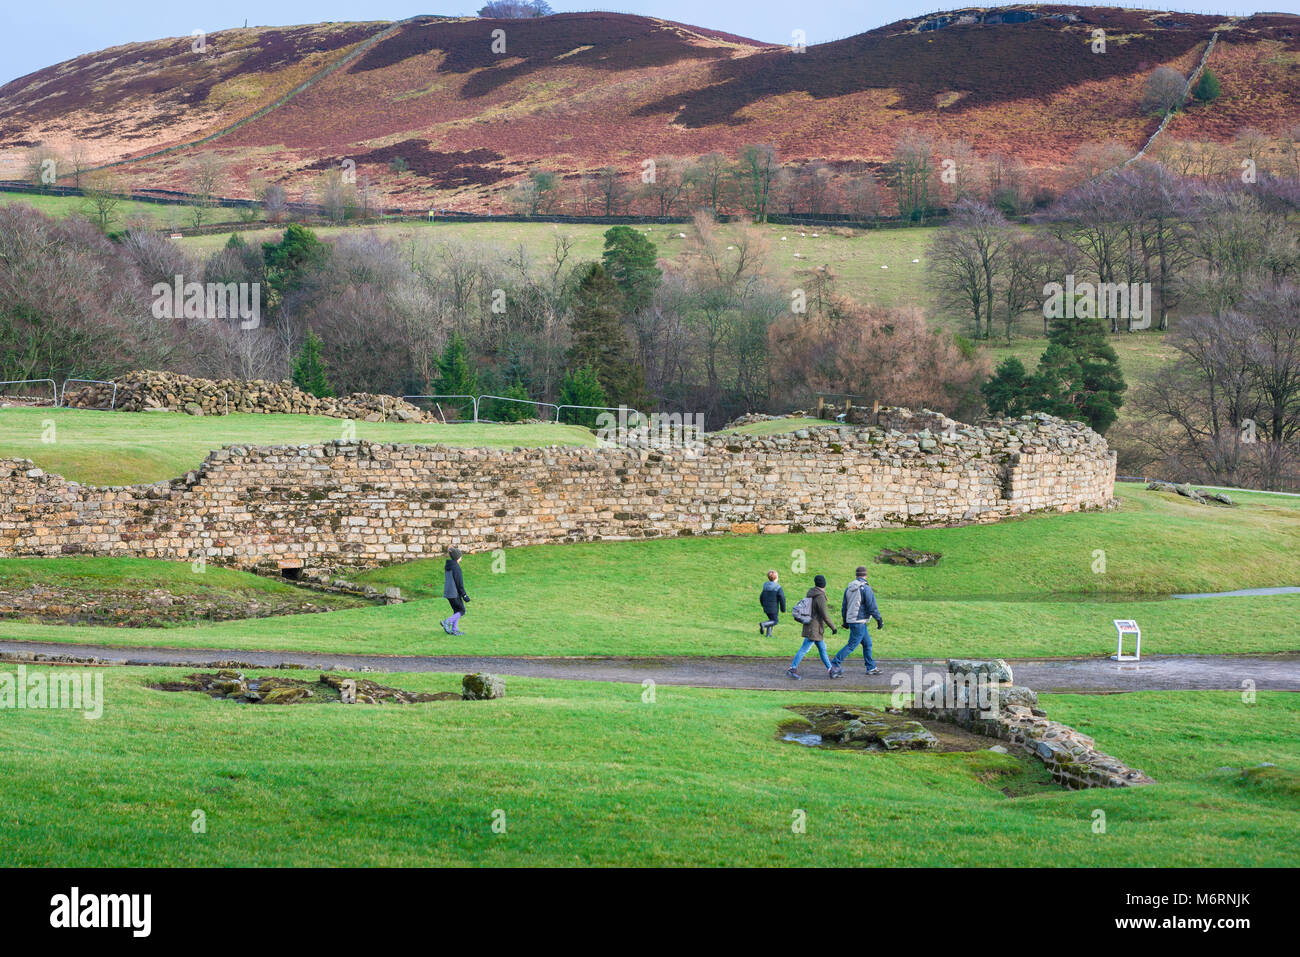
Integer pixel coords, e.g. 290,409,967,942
443,558,468,601
800,586,837,641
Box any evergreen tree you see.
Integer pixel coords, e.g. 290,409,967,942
1040,314,1126,433
601,225,661,313
979,318,1125,433
567,262,647,410
484,379,534,422
981,357,1034,418
292,331,334,398
1194,68,1221,103
559,365,607,428
434,332,479,408
262,224,328,310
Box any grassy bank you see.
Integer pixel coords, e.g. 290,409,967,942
0,666,1294,866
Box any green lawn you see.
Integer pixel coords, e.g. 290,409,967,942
4,484,1298,658
0,191,241,231
0,667,1294,866
179,220,938,313
0,407,595,485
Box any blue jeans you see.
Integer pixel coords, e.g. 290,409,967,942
833,622,875,670
791,638,832,670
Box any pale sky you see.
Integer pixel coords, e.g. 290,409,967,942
1,1,1288,86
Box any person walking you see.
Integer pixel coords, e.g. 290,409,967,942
758,569,786,637
440,546,470,635
786,574,839,680
829,566,883,677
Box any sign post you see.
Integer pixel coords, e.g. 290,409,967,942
1111,619,1141,661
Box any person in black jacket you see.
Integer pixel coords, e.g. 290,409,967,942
758,570,786,637
440,547,470,635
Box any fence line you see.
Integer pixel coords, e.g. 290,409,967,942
477,394,559,422
554,403,645,425
58,378,117,409
0,378,59,406
402,394,479,423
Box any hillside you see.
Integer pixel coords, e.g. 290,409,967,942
1,7,1297,208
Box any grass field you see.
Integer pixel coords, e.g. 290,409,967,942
0,190,240,231
4,409,1298,870
178,218,938,310
3,483,1298,658
177,219,937,305
0,407,595,485
1,667,1295,866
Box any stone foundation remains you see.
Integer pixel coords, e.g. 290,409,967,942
907,660,1155,789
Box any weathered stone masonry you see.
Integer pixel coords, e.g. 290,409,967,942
0,411,1115,571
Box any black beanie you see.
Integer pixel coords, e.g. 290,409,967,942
814,574,827,588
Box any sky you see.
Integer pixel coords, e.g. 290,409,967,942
1,0,1289,86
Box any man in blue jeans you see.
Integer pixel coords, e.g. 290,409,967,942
829,566,884,678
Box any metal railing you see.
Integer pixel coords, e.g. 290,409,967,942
477,394,559,423
59,378,118,409
555,403,644,425
402,394,479,423
0,378,59,406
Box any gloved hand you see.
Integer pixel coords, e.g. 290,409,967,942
464,595,472,603
876,619,884,630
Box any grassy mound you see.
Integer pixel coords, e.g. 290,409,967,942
0,557,363,626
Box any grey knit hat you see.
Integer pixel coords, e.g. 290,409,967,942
448,547,462,560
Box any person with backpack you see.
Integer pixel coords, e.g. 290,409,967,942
829,566,884,677
758,569,786,637
786,574,839,680
440,546,471,635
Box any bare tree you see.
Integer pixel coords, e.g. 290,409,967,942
259,183,288,222
187,155,225,228
1142,66,1187,115
643,157,686,216
893,131,937,222
734,145,779,223
594,166,630,216
686,153,730,216
80,170,125,230
843,169,882,223
928,200,1013,339
1131,288,1300,490
22,143,64,188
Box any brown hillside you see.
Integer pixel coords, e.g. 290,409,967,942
1,7,1296,209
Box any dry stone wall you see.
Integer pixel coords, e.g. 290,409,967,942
0,411,1115,571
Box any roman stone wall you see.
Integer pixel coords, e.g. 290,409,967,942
0,412,1116,571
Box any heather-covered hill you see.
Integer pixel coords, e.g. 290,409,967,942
0,22,387,165
2,7,1298,208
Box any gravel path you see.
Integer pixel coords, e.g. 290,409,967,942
2,640,1298,693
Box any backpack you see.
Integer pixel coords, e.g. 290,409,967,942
791,596,814,624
